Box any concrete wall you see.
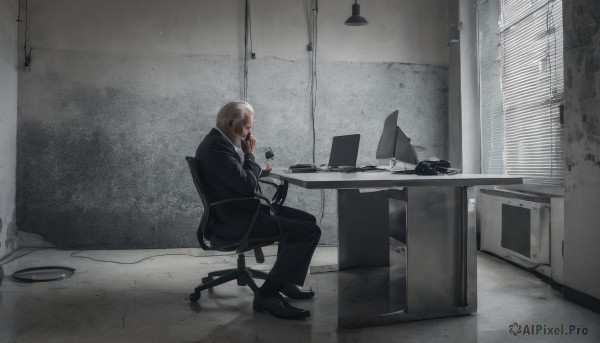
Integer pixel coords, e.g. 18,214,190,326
563,0,600,301
0,0,19,258
17,0,449,248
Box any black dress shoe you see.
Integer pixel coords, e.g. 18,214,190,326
253,293,310,320
281,284,315,300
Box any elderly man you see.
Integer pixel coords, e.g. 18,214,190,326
195,101,321,320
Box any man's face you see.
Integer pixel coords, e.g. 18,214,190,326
234,113,254,141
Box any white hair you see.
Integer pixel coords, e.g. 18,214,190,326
216,101,254,127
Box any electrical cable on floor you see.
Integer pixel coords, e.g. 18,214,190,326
0,249,44,266
68,250,278,265
69,244,338,265
1,243,337,267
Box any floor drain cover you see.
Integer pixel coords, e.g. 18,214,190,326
11,266,75,283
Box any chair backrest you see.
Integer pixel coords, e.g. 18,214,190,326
186,156,276,256
185,156,215,250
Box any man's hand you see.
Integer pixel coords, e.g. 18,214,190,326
241,132,256,154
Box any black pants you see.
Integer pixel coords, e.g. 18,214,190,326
250,205,321,286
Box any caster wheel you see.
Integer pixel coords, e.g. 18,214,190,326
202,277,213,284
189,293,200,303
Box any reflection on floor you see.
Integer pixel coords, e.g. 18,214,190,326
0,246,598,343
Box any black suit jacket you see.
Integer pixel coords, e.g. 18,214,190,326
195,128,263,239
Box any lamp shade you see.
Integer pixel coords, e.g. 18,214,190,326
344,2,368,26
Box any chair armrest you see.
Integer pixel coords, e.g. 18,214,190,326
210,197,260,207
236,193,283,253
259,178,289,207
207,194,282,254
259,179,279,188
254,193,272,205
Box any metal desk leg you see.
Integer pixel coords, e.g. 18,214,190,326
405,186,477,318
337,189,405,328
337,189,390,270
336,186,476,328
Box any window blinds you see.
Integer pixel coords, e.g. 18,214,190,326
481,0,564,186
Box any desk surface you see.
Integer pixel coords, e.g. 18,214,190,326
269,168,523,189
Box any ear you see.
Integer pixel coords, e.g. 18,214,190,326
228,119,234,128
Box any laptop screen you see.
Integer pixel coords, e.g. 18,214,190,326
328,134,361,167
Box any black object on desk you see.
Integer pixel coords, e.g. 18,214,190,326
328,134,361,168
376,110,419,166
289,164,318,173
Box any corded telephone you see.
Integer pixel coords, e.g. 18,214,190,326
415,159,459,175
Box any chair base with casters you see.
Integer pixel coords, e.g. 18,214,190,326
189,250,270,302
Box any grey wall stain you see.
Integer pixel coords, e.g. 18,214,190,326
1,0,18,258
565,2,600,50
587,48,600,74
575,128,585,142
5,210,17,253
563,0,600,298
590,118,600,137
17,50,448,248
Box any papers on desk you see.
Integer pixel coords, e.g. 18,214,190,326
389,164,416,174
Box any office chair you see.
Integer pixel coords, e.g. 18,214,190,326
185,156,288,302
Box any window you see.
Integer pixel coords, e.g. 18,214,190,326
480,0,564,186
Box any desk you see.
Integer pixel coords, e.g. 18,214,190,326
269,169,522,328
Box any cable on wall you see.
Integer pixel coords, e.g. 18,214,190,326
306,0,318,166
16,0,22,22
20,0,32,71
243,0,249,101
243,0,255,101
306,0,325,226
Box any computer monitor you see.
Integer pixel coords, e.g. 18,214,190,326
375,110,419,166
328,134,361,167
376,110,399,160
394,126,419,165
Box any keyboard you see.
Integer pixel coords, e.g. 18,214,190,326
320,166,359,173
389,168,416,174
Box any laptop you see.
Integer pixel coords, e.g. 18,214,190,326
324,134,361,171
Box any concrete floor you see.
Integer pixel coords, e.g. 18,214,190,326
0,246,598,343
